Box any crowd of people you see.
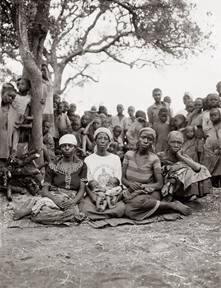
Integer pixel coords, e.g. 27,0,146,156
1,72,221,225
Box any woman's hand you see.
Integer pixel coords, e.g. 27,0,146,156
176,149,184,160
127,181,142,191
60,197,76,210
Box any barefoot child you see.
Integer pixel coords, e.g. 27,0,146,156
153,108,170,152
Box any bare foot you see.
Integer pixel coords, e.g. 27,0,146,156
172,200,192,216
13,199,35,220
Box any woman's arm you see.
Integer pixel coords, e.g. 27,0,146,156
122,165,141,191
142,171,163,191
85,185,96,203
73,181,85,204
177,150,201,172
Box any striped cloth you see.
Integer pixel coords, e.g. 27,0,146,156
123,150,161,184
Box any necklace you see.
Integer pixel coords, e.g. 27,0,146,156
49,158,83,189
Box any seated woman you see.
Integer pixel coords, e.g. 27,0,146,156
158,131,211,200
80,127,125,220
123,128,193,221
14,134,87,224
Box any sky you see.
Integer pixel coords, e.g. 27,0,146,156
3,1,221,116
63,1,221,115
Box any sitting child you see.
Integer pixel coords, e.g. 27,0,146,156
88,177,122,211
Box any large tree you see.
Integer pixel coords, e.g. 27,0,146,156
0,0,209,162
1,0,208,96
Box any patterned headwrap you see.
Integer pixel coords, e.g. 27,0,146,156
138,127,156,141
94,127,112,141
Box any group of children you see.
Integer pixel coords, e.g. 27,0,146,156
1,76,221,196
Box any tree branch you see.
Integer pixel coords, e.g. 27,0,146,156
59,64,98,95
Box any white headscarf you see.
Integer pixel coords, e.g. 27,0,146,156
59,134,77,146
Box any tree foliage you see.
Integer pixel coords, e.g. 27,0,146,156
0,0,209,95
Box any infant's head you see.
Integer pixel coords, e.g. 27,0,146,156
107,177,120,188
88,180,100,190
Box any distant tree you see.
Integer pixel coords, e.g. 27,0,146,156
1,0,209,97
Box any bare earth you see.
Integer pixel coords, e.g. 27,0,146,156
0,190,220,288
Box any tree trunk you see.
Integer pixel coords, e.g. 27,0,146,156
16,0,51,165
52,64,65,96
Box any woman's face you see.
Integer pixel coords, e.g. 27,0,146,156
138,132,154,150
96,133,110,151
168,138,183,153
60,144,76,157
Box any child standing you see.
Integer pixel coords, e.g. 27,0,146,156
0,86,18,160
153,108,170,153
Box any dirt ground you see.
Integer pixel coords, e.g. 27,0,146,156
0,190,220,288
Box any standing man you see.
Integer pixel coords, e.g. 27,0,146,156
122,106,136,135
111,104,126,129
147,88,171,126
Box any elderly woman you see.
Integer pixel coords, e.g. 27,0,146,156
123,128,192,220
14,134,87,224
80,127,125,219
158,131,211,200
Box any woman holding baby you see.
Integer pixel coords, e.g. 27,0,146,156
80,127,125,219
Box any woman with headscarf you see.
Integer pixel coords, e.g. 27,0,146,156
158,131,211,200
14,134,87,224
123,128,192,220
80,127,125,219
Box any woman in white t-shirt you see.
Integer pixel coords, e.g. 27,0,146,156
80,127,125,219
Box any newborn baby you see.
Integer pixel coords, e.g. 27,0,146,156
88,177,122,212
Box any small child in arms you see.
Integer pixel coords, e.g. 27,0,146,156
88,177,122,211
